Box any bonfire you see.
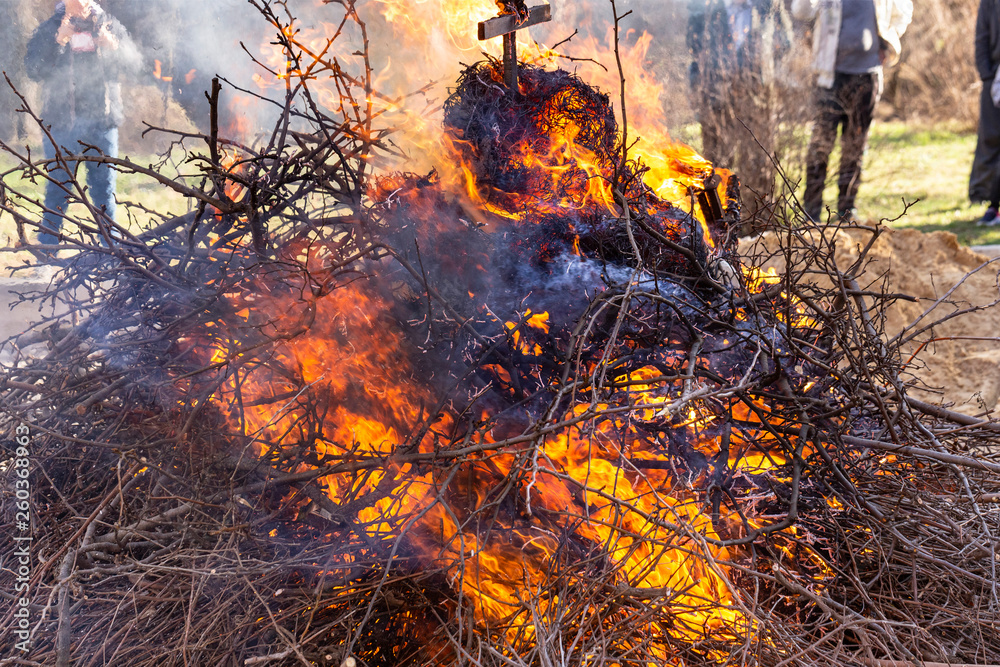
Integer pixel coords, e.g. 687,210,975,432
1,2,999,666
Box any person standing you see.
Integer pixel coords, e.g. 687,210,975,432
793,0,912,222
688,0,793,222
971,0,1000,224
25,0,140,246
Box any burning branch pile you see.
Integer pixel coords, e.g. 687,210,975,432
1,2,999,666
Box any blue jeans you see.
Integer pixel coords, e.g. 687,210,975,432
39,124,118,246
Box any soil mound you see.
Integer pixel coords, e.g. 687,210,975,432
743,227,1000,414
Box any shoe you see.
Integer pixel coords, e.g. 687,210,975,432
977,206,999,226
837,208,857,222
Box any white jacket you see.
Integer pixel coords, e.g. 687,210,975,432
791,0,913,88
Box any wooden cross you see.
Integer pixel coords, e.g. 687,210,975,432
478,4,552,93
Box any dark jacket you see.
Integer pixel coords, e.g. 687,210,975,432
977,0,1000,81
24,4,140,129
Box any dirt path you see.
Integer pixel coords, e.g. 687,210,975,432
0,276,52,341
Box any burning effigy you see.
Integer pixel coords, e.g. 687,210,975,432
1,2,999,666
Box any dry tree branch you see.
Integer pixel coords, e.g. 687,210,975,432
0,2,998,666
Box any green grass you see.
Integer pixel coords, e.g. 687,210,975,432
849,121,997,245
675,120,991,245
772,119,996,245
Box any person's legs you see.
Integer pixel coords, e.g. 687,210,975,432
836,72,879,216
81,124,119,232
803,85,844,220
970,84,1000,206
39,128,75,246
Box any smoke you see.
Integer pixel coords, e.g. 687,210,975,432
0,0,693,149
103,0,272,134
95,0,691,151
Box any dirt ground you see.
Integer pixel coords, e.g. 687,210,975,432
0,271,55,348
741,228,1000,416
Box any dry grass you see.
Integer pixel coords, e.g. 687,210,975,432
887,0,980,128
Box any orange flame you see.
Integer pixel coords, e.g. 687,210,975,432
191,2,840,660
153,59,173,82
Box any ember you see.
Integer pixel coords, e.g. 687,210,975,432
1,2,999,666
